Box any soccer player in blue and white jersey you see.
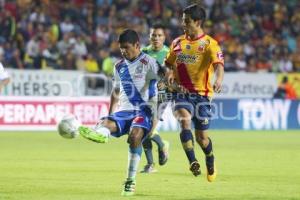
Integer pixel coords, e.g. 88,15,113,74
78,29,163,196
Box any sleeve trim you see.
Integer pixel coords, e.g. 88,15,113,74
212,62,224,67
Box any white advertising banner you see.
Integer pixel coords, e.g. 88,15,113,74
0,97,109,130
3,69,85,96
214,73,278,99
2,70,279,99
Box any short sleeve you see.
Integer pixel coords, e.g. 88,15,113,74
209,41,224,66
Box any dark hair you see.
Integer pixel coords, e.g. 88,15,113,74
118,29,139,44
183,4,206,27
151,23,166,30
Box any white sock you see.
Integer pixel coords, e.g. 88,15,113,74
94,125,110,137
127,146,142,179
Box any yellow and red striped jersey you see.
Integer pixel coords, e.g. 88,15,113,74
165,34,224,97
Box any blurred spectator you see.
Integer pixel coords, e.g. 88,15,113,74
291,48,300,72
25,35,41,69
60,16,74,34
57,33,71,55
224,54,237,72
270,54,281,73
71,34,87,57
100,50,114,77
279,54,293,73
61,49,76,70
85,53,99,73
235,53,247,71
42,41,59,69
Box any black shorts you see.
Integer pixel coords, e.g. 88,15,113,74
173,93,212,130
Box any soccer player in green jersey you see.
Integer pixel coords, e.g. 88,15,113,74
140,23,170,173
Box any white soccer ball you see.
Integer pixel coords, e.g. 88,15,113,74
57,115,81,139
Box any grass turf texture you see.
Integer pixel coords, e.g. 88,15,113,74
0,130,299,200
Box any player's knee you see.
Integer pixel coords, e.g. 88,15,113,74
128,129,143,147
195,131,209,147
179,119,191,130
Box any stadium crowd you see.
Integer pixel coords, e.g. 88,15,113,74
0,0,300,76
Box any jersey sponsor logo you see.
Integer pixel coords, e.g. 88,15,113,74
134,75,144,79
177,53,199,64
133,116,144,123
217,52,224,60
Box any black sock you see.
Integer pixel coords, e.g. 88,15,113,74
142,137,154,164
201,137,214,165
180,129,197,164
151,134,164,150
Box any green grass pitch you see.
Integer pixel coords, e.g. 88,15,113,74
0,130,300,200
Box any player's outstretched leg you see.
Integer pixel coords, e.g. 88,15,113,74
150,129,170,166
140,137,157,173
78,125,110,143
180,129,201,176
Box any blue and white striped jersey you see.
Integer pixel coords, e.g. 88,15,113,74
113,52,160,112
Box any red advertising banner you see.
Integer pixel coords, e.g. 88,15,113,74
0,97,110,130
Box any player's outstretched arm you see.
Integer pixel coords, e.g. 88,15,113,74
108,87,120,115
213,63,224,93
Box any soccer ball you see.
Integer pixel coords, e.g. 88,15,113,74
57,115,81,139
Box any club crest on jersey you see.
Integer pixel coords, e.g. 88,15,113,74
140,58,148,65
217,52,224,60
186,45,191,50
198,40,209,52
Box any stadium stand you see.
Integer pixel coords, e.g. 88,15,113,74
0,0,299,74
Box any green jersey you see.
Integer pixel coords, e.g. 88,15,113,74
141,45,170,65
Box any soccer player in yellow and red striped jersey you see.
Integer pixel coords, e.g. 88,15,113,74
165,4,224,182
